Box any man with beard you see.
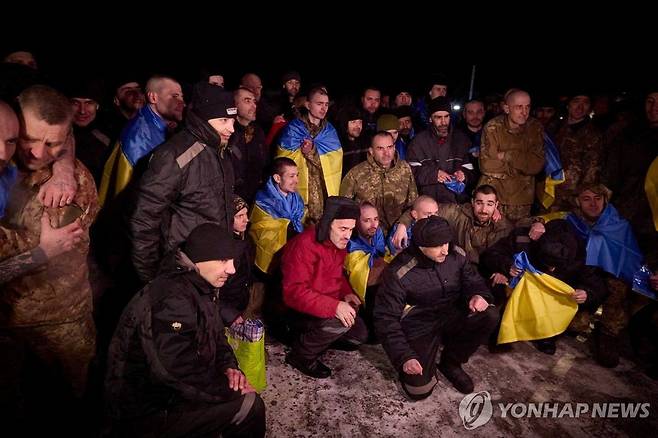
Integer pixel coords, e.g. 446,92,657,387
128,83,236,283
99,77,145,142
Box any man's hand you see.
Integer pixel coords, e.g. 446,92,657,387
301,139,314,155
492,207,502,222
241,380,257,395
39,169,78,208
453,170,466,182
402,358,423,375
391,224,408,250
529,222,546,241
437,170,451,183
509,265,522,278
490,273,509,287
469,294,489,312
225,368,247,392
650,273,658,291
335,301,356,328
273,114,287,125
572,289,588,304
344,293,361,308
39,213,84,258
231,315,245,327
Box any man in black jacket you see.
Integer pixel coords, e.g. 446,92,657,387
105,223,265,437
128,83,237,283
374,216,498,398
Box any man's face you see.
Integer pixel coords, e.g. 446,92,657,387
535,106,556,126
115,82,145,112
347,119,363,139
504,92,531,127
152,79,185,122
0,106,19,174
5,51,37,69
472,192,498,223
235,89,257,123
208,118,235,146
464,101,485,130
430,111,450,137
370,134,395,168
358,205,379,239
71,98,98,127
645,92,658,126
208,75,225,87
329,218,356,250
306,93,329,121
243,75,263,101
361,89,381,114
411,200,439,220
429,84,448,99
18,109,70,170
567,95,591,123
233,207,249,233
420,243,449,263
395,92,412,107
197,259,236,288
274,165,299,194
284,79,300,97
578,189,605,220
398,116,413,136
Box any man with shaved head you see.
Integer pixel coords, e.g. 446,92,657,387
479,89,545,222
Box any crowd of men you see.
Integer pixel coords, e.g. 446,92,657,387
1,50,658,436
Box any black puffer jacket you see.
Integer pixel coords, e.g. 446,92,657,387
374,244,492,370
129,111,234,282
105,251,239,421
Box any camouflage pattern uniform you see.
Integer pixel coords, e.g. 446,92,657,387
1,160,99,396
340,153,418,233
551,120,603,211
479,115,545,222
302,116,328,224
437,203,513,265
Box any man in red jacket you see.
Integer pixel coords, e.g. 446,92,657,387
281,196,367,378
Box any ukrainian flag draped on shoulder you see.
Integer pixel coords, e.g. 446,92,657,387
498,251,578,344
276,118,342,203
0,163,17,219
646,156,658,232
345,228,391,303
566,205,644,284
536,133,565,209
250,178,305,274
98,106,167,207
387,222,413,256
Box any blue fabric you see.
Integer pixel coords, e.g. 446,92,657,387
468,130,482,155
0,164,17,219
543,133,565,182
348,227,386,268
633,265,657,300
395,137,407,161
255,178,305,233
387,222,414,255
120,105,167,166
566,205,644,284
509,251,543,288
444,178,465,194
278,118,341,155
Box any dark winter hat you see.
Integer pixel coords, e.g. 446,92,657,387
568,90,592,103
427,96,451,115
67,78,105,104
377,113,399,131
317,196,360,242
536,224,579,269
182,223,245,263
395,105,413,119
282,70,301,84
233,195,248,215
192,82,237,120
413,216,453,247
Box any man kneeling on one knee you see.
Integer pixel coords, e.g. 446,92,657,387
374,216,498,398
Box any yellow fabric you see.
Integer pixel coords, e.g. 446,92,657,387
344,250,371,303
275,147,343,203
225,332,267,393
498,271,578,344
249,205,291,274
538,211,569,223
537,177,563,210
645,156,658,232
98,144,134,208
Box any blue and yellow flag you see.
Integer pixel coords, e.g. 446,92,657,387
536,133,565,209
566,205,644,284
250,180,306,273
387,222,414,256
646,156,658,232
345,228,392,302
0,163,17,219
498,251,578,344
98,106,167,207
276,118,342,203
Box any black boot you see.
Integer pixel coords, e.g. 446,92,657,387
532,338,556,355
438,357,474,394
285,353,331,379
595,329,620,368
